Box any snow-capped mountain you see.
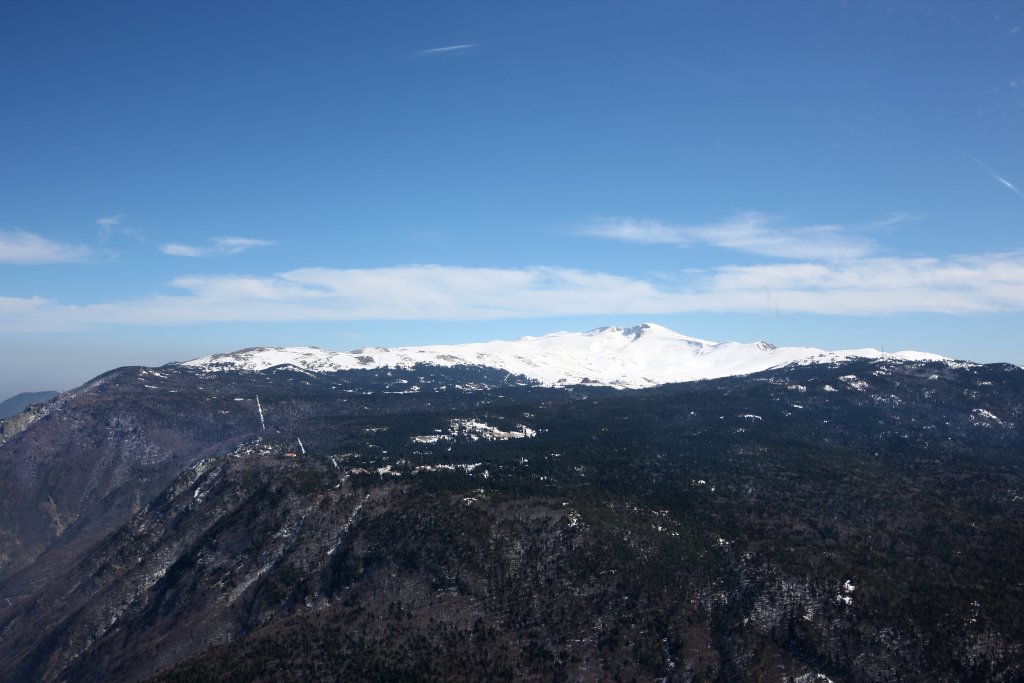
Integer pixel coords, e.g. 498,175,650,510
181,323,948,389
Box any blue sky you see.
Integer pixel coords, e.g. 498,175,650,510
1,0,1023,397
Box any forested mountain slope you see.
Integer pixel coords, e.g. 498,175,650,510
0,357,1020,681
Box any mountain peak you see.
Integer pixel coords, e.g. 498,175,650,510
585,322,713,345
585,324,649,341
618,322,668,340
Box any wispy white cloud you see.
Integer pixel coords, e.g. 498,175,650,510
957,149,1024,200
160,236,274,258
2,255,1023,333
0,294,53,314
95,215,124,229
584,212,876,260
709,253,1024,314
96,213,143,245
0,229,92,264
419,43,479,55
866,211,924,229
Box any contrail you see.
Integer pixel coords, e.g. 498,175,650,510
419,43,478,55
957,149,1024,200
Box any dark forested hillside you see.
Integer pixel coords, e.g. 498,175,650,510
0,358,1021,681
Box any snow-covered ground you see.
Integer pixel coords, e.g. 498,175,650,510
180,323,949,389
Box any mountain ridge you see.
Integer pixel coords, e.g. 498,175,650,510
0,391,59,420
179,322,950,389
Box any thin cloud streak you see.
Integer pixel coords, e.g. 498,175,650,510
161,236,274,258
957,149,1024,200
867,211,924,229
2,255,1023,333
95,215,124,228
585,213,876,260
419,43,479,55
96,214,143,244
0,229,92,264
